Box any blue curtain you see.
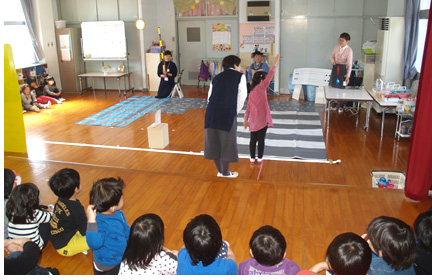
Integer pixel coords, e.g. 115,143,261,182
403,0,420,80
20,0,43,62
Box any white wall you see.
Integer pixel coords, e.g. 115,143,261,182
278,0,391,94
33,0,62,88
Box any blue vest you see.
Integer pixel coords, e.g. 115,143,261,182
205,69,243,132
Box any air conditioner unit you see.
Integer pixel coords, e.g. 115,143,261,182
247,1,270,21
375,17,404,84
373,17,405,114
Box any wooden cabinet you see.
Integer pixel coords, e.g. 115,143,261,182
145,53,161,94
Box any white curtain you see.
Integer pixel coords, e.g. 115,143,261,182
20,0,43,62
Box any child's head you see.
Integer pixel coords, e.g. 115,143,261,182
45,76,55,86
326,232,372,275
222,55,241,71
252,50,263,63
122,213,165,270
48,168,81,200
339,33,351,47
89,177,125,213
6,183,40,224
4,168,15,199
28,77,38,87
163,50,172,61
250,71,268,92
249,225,286,266
183,214,222,266
366,216,416,270
414,211,432,252
21,84,31,94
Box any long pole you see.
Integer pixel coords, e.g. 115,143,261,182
158,27,165,72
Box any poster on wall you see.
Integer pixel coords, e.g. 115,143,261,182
212,23,232,52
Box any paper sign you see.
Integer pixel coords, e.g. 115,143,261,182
155,109,161,126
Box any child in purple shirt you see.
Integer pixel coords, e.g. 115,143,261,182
239,225,300,275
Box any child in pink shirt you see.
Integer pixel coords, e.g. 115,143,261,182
244,54,280,164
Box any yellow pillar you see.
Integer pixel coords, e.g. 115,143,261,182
4,44,27,153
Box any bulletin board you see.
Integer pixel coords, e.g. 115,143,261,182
81,21,127,60
239,23,275,53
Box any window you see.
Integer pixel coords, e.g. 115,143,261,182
416,0,431,71
4,0,38,67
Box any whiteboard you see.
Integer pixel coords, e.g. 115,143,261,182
81,21,127,60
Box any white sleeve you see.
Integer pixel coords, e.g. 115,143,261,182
207,83,213,103
237,74,247,114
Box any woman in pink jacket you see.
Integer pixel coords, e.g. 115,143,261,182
244,54,280,164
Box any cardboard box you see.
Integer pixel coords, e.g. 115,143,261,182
147,123,169,149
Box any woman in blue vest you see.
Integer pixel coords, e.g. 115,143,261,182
204,55,247,178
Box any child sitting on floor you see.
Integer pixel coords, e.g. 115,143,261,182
239,225,300,275
177,214,237,275
119,213,178,275
43,76,65,102
48,168,90,256
86,177,130,275
413,210,432,275
365,216,416,275
21,84,51,113
6,183,53,250
300,232,372,275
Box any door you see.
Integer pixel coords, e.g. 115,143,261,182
178,20,207,85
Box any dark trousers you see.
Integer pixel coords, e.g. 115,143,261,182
249,126,268,159
39,223,50,249
93,263,120,275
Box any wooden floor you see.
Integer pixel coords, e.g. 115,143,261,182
5,86,431,275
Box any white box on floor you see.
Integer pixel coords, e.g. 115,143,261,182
147,123,169,149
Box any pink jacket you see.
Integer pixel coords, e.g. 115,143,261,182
244,65,275,132
330,44,353,78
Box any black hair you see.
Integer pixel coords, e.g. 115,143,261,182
4,168,15,199
326,232,372,275
414,211,432,252
340,33,351,41
6,183,40,224
122,213,165,270
48,168,80,200
183,214,222,266
367,216,417,270
252,50,263,57
250,71,268,92
249,225,286,266
89,177,125,212
44,76,56,86
164,50,172,56
222,55,241,70
27,76,37,84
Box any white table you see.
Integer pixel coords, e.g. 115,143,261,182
324,86,373,131
78,72,134,97
367,90,400,138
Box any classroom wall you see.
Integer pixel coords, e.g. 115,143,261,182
33,0,404,94
278,0,391,94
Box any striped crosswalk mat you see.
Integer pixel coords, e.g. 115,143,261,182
237,110,327,161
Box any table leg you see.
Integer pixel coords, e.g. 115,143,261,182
365,101,371,131
79,77,83,94
117,78,121,97
381,108,386,138
124,75,127,96
326,100,331,129
92,78,95,97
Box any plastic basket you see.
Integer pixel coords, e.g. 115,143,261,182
371,171,406,189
